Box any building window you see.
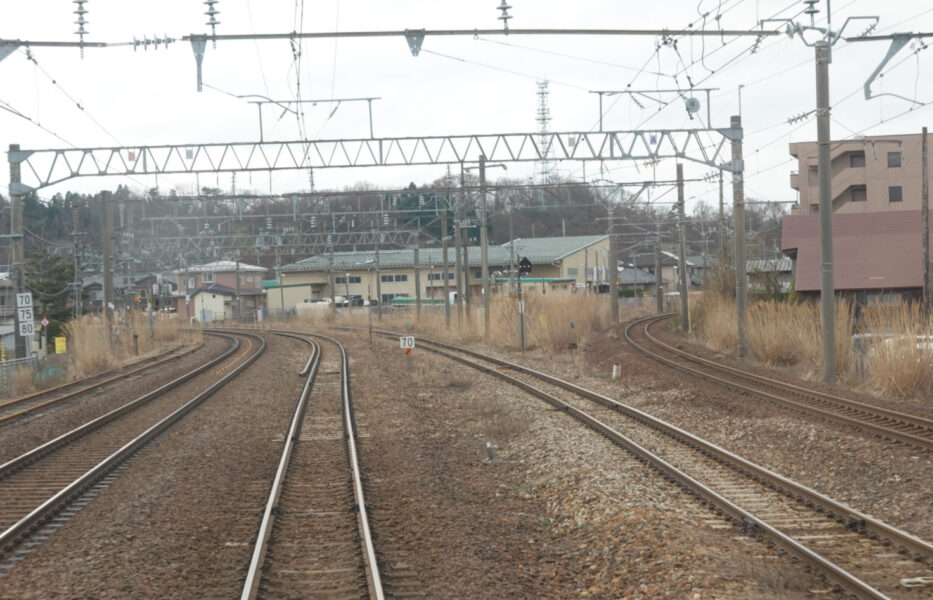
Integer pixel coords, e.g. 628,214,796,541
887,151,901,168
381,274,407,282
202,272,214,283
336,276,361,284
381,293,407,303
473,270,481,279
889,186,903,202
186,276,195,289
850,152,865,167
851,187,867,202
567,267,578,277
427,273,454,281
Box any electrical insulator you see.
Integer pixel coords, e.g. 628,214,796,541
310,215,317,227
204,0,220,47
383,213,389,226
497,0,513,34
73,0,89,57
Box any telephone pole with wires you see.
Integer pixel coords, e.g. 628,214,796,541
764,1,879,385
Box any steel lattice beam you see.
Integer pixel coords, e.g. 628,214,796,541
10,128,742,192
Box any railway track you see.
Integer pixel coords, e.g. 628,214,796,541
241,331,389,600
371,330,933,599
0,331,264,573
626,314,933,451
0,342,202,426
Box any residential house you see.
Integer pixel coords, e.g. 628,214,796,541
172,261,267,322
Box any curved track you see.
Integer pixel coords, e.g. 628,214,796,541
240,330,386,600
0,342,202,426
626,314,933,451
364,328,933,600
0,332,264,570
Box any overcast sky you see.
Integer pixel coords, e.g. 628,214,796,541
1,1,932,212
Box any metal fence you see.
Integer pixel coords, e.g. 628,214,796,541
0,355,39,397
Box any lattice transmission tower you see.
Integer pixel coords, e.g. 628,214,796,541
536,80,554,184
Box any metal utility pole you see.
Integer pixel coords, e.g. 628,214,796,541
479,155,490,339
9,144,25,358
923,126,930,313
441,208,451,327
731,115,748,357
103,191,114,329
676,164,689,333
815,41,835,383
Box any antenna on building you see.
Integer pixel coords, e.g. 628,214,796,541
536,80,553,184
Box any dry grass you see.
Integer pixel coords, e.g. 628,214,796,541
12,365,36,395
64,312,200,379
859,302,933,399
291,293,651,354
694,296,854,380
693,295,737,352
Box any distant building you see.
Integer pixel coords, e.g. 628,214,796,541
784,133,932,302
172,260,267,322
789,133,923,214
271,235,611,314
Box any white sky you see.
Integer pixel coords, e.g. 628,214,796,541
1,1,932,212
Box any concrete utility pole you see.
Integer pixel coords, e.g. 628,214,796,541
441,208,451,327
9,144,25,359
655,225,663,315
731,115,748,357
815,41,835,383
608,194,619,323
463,223,471,320
718,169,725,261
102,191,114,347
329,243,336,318
413,235,422,321
676,164,689,333
479,155,490,339
923,126,930,313
454,202,463,326
235,257,242,323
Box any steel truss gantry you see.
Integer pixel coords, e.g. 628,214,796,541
9,127,742,193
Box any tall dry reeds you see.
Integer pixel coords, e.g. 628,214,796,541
289,292,647,354
693,296,854,380
859,302,933,399
693,295,737,352
64,312,200,379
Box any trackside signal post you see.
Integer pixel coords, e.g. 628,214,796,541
518,257,532,354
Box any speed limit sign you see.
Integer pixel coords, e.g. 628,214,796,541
399,336,415,350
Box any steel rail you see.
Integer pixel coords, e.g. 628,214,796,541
307,331,385,600
406,331,933,564
0,332,266,556
239,333,321,600
0,333,236,480
400,337,898,600
626,314,933,450
0,342,202,425
337,324,933,598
